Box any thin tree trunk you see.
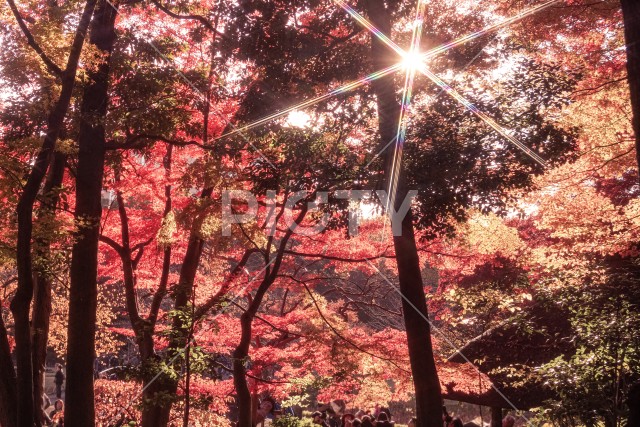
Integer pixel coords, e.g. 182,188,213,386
0,309,17,427
32,265,53,427
65,1,116,425
234,207,306,427
622,0,640,180
139,146,173,427
234,310,256,427
621,6,640,427
32,152,66,427
8,1,97,425
182,322,193,427
364,1,443,426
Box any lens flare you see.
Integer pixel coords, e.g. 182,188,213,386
418,65,546,166
334,0,548,167
213,0,558,149
387,0,427,214
400,50,424,71
212,63,401,141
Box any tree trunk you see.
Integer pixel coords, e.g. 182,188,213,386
138,147,173,427
621,6,640,427
131,214,207,427
628,382,640,427
490,407,502,427
392,208,443,427
139,232,207,427
9,0,97,423
234,311,255,427
32,271,53,427
140,377,173,427
364,1,443,426
32,151,66,427
622,0,640,180
65,2,116,426
234,207,305,427
0,311,17,427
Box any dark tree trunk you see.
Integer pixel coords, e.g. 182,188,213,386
138,147,173,427
621,6,640,427
32,152,66,427
234,207,305,427
364,1,443,426
234,311,256,427
0,310,17,427
64,2,116,426
8,1,97,425
622,0,640,179
140,231,208,427
32,269,52,427
392,209,443,427
140,379,173,427
628,382,640,427
490,407,502,427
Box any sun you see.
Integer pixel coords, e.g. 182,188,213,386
286,110,311,128
400,50,424,71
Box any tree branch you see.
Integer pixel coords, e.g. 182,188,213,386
284,249,395,263
193,248,261,320
300,280,410,373
149,0,230,41
105,133,215,151
99,234,124,254
6,0,64,77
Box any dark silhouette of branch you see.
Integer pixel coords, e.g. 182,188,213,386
193,248,262,320
6,0,63,77
299,279,410,372
105,133,216,150
284,249,395,263
149,0,230,41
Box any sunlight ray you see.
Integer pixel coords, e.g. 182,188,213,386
334,0,548,166
386,0,427,214
213,0,557,144
416,0,558,62
211,63,401,141
418,65,547,166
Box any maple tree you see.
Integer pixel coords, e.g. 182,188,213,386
1,0,98,424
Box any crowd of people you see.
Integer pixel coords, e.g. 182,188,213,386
46,370,518,427
310,408,396,427
255,398,519,427
307,408,517,427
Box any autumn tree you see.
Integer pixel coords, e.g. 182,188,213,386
1,0,98,424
